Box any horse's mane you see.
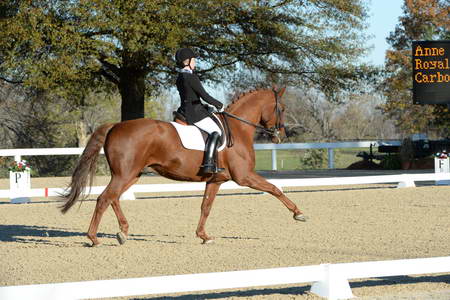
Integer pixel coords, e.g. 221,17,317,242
230,89,258,104
227,87,268,110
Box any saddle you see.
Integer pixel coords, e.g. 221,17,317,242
171,111,228,152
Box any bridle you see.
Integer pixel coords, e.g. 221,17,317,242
220,88,285,142
271,87,285,143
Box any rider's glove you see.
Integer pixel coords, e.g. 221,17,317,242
205,104,215,113
217,104,224,113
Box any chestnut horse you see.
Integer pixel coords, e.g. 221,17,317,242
60,88,306,246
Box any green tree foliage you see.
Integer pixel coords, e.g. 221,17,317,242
0,0,372,121
381,0,450,135
0,81,121,177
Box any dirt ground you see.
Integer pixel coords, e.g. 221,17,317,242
0,175,449,299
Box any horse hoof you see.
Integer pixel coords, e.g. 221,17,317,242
294,214,307,222
116,232,127,245
202,239,214,245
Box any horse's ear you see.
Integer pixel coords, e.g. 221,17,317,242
271,85,286,98
278,87,286,98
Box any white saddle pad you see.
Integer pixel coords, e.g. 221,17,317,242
170,122,226,152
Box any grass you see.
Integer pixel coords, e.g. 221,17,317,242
255,148,369,170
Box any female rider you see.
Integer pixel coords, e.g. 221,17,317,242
175,48,225,174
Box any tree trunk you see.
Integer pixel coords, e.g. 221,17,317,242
75,119,90,147
118,69,146,121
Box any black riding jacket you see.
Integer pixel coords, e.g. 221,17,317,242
176,71,223,124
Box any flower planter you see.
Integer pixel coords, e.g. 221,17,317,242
9,170,31,204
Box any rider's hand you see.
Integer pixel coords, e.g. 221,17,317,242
217,105,224,113
205,104,215,113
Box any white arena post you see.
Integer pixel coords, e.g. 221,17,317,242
310,263,354,299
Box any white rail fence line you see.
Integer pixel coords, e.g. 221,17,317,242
1,173,449,199
1,256,449,300
254,141,401,169
0,141,401,171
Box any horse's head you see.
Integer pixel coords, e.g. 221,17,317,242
260,87,286,144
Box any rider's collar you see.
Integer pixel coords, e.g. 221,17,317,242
180,68,193,74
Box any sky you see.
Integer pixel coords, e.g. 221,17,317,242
365,1,404,66
204,1,406,99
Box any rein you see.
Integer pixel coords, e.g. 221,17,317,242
221,111,275,136
218,112,235,148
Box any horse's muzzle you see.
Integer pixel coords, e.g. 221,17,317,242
271,130,283,144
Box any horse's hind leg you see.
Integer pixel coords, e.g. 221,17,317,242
111,177,139,245
87,189,115,246
87,176,137,246
111,200,129,245
234,172,306,221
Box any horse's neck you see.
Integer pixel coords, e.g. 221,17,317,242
228,94,262,124
228,93,263,143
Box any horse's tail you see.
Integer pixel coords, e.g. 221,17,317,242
60,123,115,214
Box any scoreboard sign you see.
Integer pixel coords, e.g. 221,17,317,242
412,40,450,104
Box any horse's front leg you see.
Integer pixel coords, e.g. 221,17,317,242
196,181,221,244
235,172,306,221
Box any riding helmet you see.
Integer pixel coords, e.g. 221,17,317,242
175,48,197,67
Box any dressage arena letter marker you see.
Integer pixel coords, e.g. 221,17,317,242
412,40,450,105
9,170,31,204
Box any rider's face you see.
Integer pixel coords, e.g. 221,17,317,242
189,58,196,69
183,58,196,70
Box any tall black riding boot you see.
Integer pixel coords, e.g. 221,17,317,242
201,132,224,174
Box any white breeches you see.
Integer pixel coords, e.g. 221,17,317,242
194,117,221,135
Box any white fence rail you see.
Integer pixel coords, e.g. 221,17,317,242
1,256,448,300
1,172,449,199
0,141,401,171
254,141,401,169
